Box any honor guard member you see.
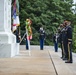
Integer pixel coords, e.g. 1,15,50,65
39,26,45,50
20,33,29,50
58,24,65,58
25,34,29,50
13,27,21,43
61,24,68,60
24,33,28,50
65,21,73,63
53,33,59,52
61,21,69,60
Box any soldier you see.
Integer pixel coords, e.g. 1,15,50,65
53,32,59,52
20,33,29,50
24,33,28,50
13,26,21,43
58,24,65,58
65,21,73,63
39,26,45,50
61,21,69,60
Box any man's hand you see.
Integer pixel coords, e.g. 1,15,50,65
68,42,71,44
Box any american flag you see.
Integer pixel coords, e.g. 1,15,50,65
12,0,20,32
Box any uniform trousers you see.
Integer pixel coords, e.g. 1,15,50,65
40,39,44,50
67,42,72,62
63,41,68,59
54,41,58,52
26,38,28,50
61,42,64,58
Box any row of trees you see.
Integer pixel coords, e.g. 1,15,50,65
19,0,76,52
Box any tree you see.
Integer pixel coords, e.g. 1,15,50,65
19,0,76,51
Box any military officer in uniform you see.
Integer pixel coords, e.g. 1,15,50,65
61,23,68,60
65,21,73,63
53,33,59,52
39,26,45,50
58,24,65,58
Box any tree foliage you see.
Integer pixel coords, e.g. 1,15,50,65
19,0,76,52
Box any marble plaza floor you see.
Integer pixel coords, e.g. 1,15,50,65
0,45,76,75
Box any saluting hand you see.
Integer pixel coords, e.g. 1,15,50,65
68,42,71,44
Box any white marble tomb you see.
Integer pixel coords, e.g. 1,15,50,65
0,0,19,57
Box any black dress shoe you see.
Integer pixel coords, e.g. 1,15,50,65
55,50,58,52
63,58,67,60
61,57,63,59
40,49,43,50
65,61,73,63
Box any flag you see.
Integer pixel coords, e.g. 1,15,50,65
16,16,20,26
16,0,19,15
12,0,16,32
12,0,20,32
16,0,20,26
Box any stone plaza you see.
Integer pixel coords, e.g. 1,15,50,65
0,0,76,75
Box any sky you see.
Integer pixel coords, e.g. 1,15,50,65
72,0,76,9
73,0,76,4
72,0,76,13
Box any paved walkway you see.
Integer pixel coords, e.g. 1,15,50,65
0,45,76,75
